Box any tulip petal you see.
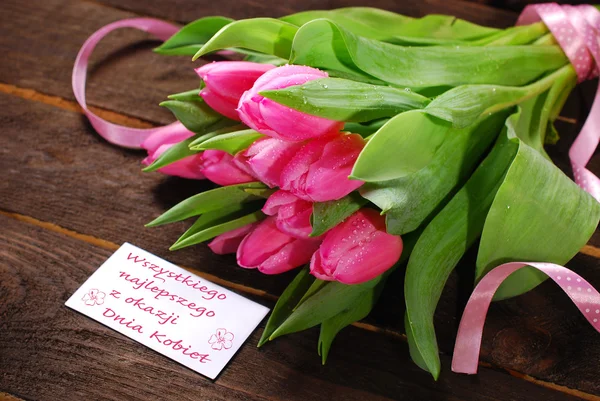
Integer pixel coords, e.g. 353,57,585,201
332,230,402,284
208,224,256,254
200,150,256,185
251,65,328,94
262,190,298,215
312,209,402,284
237,138,304,188
200,88,241,121
197,62,274,101
141,122,195,154
281,133,363,201
259,98,344,141
258,237,321,274
309,249,335,281
236,217,295,268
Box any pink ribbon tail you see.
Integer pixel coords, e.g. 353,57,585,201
452,262,600,374
72,18,183,149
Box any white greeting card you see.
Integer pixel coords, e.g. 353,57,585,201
66,243,270,379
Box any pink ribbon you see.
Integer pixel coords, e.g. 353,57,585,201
72,18,183,149
453,3,600,374
518,3,600,201
452,262,600,374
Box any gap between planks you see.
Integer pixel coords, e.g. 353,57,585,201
0,393,24,401
2,208,600,401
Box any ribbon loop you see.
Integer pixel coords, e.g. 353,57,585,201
452,262,600,374
72,18,182,149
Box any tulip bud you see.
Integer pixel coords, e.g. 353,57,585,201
280,132,365,202
310,208,402,284
237,65,344,141
237,217,321,274
199,150,256,186
262,190,314,239
234,137,304,188
141,122,205,179
195,61,275,121
208,223,256,255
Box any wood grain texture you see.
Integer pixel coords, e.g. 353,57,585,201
0,0,599,398
1,83,600,396
95,0,517,27
0,215,588,401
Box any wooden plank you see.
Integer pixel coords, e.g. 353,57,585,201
0,0,595,177
0,0,515,128
0,214,586,401
0,0,199,125
94,0,517,27
2,85,600,396
1,0,599,395
0,92,293,297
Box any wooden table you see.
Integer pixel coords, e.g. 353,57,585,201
1,0,599,400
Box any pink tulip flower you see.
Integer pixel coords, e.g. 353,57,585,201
310,208,402,284
141,122,205,179
237,65,344,141
234,137,304,188
208,223,256,255
262,190,315,239
195,61,275,121
280,133,365,202
237,217,321,274
199,150,256,186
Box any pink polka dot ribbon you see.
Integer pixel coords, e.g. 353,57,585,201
452,262,600,374
452,4,600,375
518,3,600,201
72,18,184,149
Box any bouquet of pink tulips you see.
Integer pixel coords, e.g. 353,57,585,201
79,5,600,379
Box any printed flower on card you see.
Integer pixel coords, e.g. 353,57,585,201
82,289,105,306
208,328,234,351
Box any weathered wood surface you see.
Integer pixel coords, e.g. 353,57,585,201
0,215,587,401
0,0,599,399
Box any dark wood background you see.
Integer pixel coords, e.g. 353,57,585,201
1,0,599,400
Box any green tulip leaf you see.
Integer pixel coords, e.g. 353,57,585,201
160,98,224,133
142,134,201,173
343,119,389,136
360,111,509,235
170,210,265,250
191,129,264,154
194,18,298,60
269,275,385,340
291,19,568,88
295,279,330,309
405,126,519,380
258,268,315,347
310,192,368,237
351,111,451,182
154,16,234,56
169,206,265,251
146,182,266,227
243,188,277,199
284,8,500,46
260,78,430,122
170,202,261,250
318,289,380,364
424,65,576,128
167,88,202,102
476,142,600,300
